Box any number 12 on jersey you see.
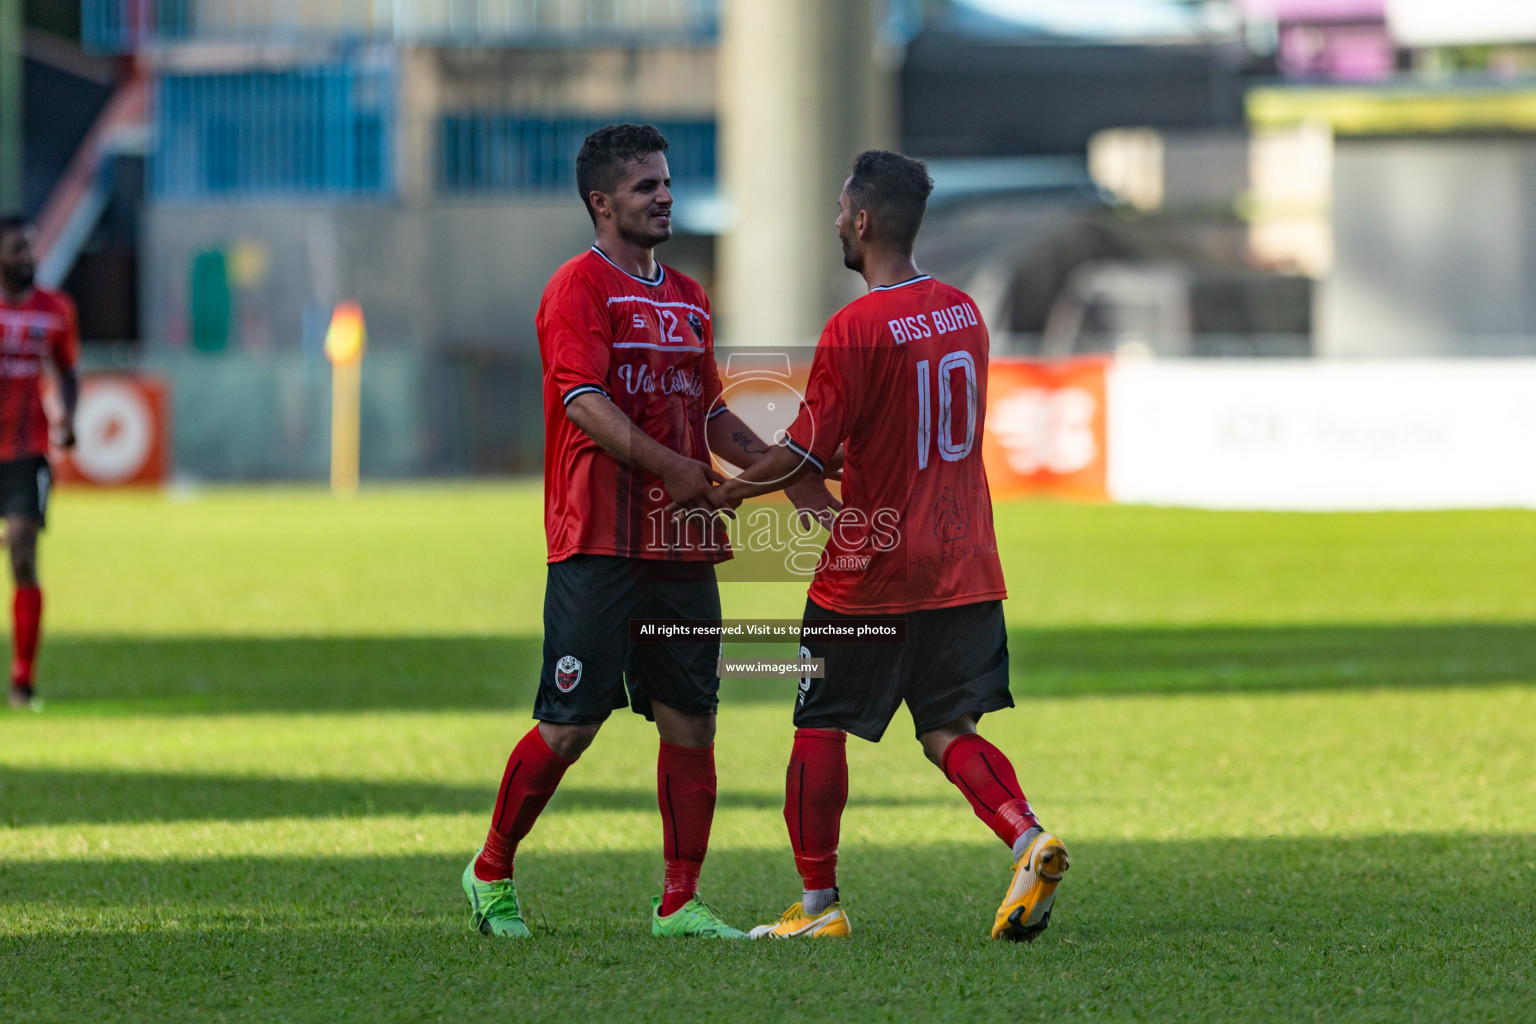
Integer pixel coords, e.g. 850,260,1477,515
915,351,978,469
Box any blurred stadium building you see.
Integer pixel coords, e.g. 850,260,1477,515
6,0,1536,482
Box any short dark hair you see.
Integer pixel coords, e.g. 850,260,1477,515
575,124,670,224
0,215,27,242
845,150,934,252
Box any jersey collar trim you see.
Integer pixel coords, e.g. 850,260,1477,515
870,274,931,293
590,245,665,287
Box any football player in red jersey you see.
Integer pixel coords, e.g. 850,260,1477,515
0,217,78,712
707,152,1070,941
461,125,836,939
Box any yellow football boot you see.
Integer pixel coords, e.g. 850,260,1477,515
992,831,1069,942
748,900,852,939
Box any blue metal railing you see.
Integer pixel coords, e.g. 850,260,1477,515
83,0,720,53
153,62,395,200
440,116,715,193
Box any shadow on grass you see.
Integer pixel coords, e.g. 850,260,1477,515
30,622,1536,716
0,769,944,827
2,834,1533,1022
1012,621,1536,697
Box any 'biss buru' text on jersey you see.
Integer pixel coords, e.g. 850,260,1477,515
885,299,981,345
784,276,1006,615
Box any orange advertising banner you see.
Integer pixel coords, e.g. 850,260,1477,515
52,375,171,487
982,358,1109,501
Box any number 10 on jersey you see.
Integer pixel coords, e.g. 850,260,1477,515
916,352,978,469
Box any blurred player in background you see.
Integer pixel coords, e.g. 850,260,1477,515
462,124,834,939
0,217,78,712
707,152,1070,941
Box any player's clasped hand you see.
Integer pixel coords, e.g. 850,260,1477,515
661,454,735,517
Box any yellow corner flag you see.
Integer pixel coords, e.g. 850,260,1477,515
325,301,367,366
325,302,366,497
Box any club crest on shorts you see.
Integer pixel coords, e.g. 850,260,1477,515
688,312,704,339
555,655,583,692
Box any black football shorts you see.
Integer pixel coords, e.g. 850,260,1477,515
0,455,51,527
534,554,722,725
793,598,1012,742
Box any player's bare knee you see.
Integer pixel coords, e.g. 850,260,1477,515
659,718,715,748
538,720,600,760
10,552,36,586
918,714,978,767
653,703,715,748
7,525,38,585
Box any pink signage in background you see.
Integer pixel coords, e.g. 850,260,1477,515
1279,23,1396,79
1239,0,1396,81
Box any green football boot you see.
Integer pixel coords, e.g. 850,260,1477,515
651,896,747,938
462,855,532,938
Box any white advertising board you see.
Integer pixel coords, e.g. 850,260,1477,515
1105,361,1536,510
1387,0,1536,47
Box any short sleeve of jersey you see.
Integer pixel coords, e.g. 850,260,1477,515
784,327,853,474
544,272,612,406
52,295,79,372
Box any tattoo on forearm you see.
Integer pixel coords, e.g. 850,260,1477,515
731,430,768,455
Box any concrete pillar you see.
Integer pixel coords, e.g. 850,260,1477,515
718,0,895,345
395,47,439,207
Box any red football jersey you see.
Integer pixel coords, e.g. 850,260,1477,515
784,275,1007,614
539,246,727,563
0,286,78,462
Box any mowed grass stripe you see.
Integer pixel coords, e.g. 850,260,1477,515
4,687,1534,848
2,487,1534,1022
15,619,1536,715
41,487,1536,636
3,837,1533,1022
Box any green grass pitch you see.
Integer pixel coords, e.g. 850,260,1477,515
3,485,1535,1022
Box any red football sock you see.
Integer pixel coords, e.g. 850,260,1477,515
941,733,1040,849
11,585,41,688
474,725,576,882
657,741,716,916
784,728,848,893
